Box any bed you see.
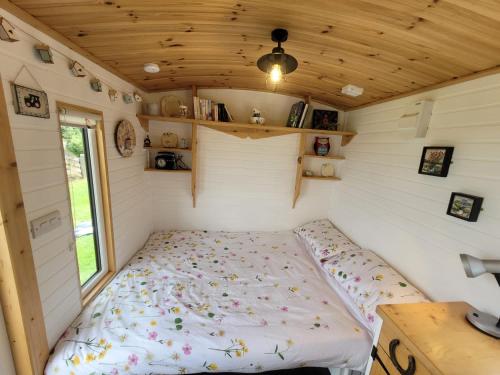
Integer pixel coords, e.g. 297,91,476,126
44,229,372,375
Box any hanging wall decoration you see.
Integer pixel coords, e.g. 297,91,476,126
115,120,136,157
123,93,134,104
90,78,103,92
34,44,54,64
70,61,86,77
447,192,483,222
418,146,454,177
0,17,18,42
133,92,143,102
108,88,118,102
11,84,50,118
11,65,50,118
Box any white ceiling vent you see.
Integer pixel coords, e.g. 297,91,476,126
341,84,364,97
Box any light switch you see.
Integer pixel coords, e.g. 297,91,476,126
30,210,61,238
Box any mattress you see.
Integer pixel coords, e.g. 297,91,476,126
44,230,371,374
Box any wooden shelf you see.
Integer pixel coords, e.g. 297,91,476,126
303,153,345,160
144,168,191,173
137,114,356,145
144,146,192,152
302,175,341,181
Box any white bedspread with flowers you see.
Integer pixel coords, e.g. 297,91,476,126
45,230,371,374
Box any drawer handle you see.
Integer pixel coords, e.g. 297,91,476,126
389,339,416,375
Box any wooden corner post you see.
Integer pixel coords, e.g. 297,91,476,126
0,78,49,374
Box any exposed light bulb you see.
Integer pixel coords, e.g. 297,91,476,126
269,64,283,83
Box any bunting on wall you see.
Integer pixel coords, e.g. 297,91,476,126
0,15,143,104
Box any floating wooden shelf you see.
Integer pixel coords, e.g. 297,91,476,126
144,146,192,152
303,153,345,160
144,168,191,173
302,175,341,181
139,86,354,209
137,114,356,144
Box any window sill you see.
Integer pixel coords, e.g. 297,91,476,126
82,271,115,307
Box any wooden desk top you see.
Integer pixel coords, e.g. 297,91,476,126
377,302,500,375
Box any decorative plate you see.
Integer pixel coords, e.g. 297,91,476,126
115,120,136,157
160,95,182,116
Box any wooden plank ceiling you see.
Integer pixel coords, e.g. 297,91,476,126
8,0,500,109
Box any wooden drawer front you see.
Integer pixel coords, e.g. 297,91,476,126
379,319,433,375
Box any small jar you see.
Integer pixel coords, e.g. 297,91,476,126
314,137,330,156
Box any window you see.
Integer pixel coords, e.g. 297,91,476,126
58,103,115,298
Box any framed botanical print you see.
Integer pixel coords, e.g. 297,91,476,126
447,192,483,222
418,146,454,177
11,83,50,118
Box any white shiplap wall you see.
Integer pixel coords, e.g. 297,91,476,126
145,88,345,231
0,9,152,347
330,74,500,315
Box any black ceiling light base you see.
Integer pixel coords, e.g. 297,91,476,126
257,28,298,75
271,28,288,43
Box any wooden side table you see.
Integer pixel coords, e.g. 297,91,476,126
370,302,500,374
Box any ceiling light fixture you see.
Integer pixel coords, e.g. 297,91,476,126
144,63,160,73
342,84,364,97
257,28,298,87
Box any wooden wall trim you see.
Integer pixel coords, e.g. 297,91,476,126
0,0,145,91
0,78,49,374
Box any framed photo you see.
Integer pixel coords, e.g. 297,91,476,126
418,146,454,177
312,110,338,130
11,84,50,118
447,192,483,222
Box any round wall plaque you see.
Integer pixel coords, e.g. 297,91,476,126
115,120,136,157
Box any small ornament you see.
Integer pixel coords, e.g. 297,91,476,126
133,92,143,102
249,107,265,124
90,78,102,92
108,89,118,102
70,61,86,77
35,44,54,64
321,163,335,177
144,134,151,148
123,93,134,104
304,170,313,177
179,105,189,118
0,17,18,42
314,137,330,156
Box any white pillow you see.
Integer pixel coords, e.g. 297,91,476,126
322,249,429,328
294,219,361,260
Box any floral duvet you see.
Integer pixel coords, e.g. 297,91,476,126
45,230,371,375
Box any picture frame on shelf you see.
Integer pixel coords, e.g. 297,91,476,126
418,146,454,177
312,110,338,130
447,192,483,222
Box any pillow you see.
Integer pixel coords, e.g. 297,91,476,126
322,249,429,328
294,219,361,260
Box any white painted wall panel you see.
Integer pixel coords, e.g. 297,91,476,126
331,74,500,316
0,8,152,349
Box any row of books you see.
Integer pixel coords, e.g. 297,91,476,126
286,100,309,128
193,97,233,122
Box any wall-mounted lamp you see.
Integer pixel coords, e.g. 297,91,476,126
460,253,500,338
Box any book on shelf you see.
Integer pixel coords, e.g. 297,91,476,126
297,103,309,128
193,96,232,122
287,101,306,128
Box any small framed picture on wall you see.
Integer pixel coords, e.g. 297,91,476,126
447,192,483,222
418,146,454,177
